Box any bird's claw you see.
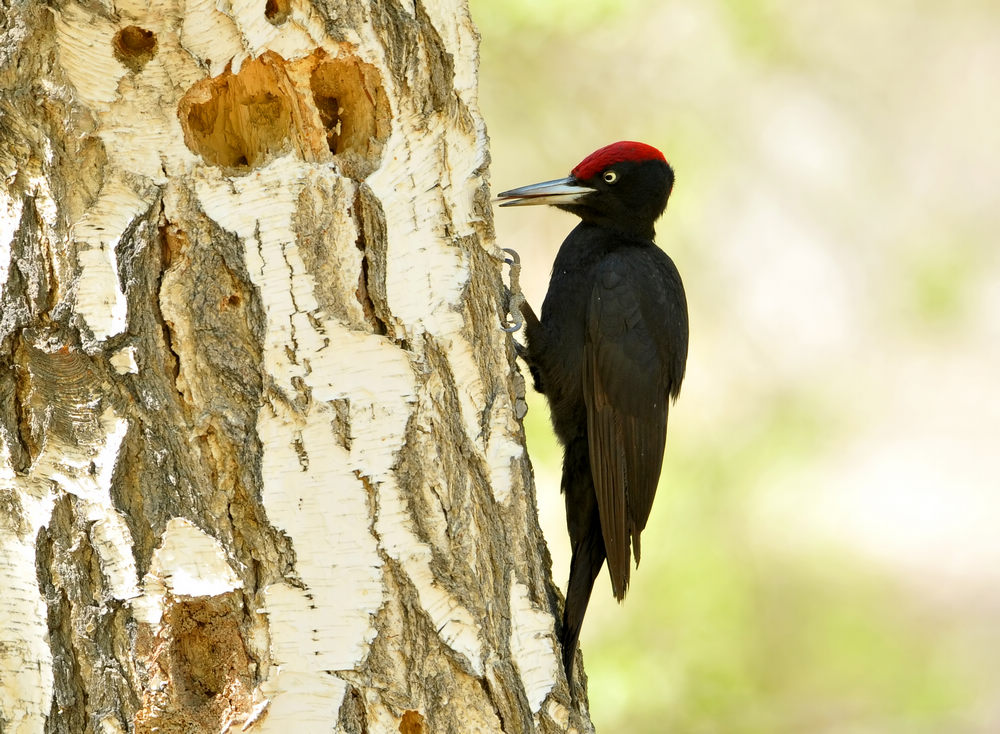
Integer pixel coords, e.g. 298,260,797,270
499,247,525,334
502,315,523,333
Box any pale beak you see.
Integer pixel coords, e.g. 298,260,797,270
495,177,596,207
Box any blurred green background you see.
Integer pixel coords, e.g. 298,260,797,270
471,1,1000,731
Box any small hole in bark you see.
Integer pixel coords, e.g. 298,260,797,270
113,26,157,72
265,0,291,24
399,710,427,734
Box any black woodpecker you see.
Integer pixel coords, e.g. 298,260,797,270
497,141,689,683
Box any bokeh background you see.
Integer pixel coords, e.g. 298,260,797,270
470,1,1000,731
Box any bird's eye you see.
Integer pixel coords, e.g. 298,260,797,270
603,170,618,184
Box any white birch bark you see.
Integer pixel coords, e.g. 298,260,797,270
0,0,594,731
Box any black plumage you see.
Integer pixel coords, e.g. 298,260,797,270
497,142,689,684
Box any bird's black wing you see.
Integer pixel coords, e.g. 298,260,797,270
582,254,672,601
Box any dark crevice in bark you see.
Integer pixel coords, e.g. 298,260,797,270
37,527,88,734
156,221,188,407
8,333,35,470
477,676,509,734
337,685,370,734
0,198,40,472
356,253,387,335
353,183,389,336
38,496,142,732
370,0,457,116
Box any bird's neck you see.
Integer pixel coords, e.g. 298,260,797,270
576,220,656,249
551,222,654,274
581,214,656,241
557,203,658,241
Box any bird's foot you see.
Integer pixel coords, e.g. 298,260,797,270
499,247,525,333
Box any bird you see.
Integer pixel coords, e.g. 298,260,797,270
496,141,689,684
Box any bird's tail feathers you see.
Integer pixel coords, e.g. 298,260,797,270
561,531,606,685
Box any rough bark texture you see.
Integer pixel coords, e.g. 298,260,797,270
0,0,594,731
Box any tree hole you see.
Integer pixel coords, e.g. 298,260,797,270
113,26,157,72
178,54,296,169
265,0,291,25
133,595,254,733
399,710,427,734
309,54,391,178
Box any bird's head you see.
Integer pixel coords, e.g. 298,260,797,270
496,141,674,240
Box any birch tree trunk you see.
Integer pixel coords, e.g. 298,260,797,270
0,0,593,731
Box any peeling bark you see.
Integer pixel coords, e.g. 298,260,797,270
0,0,593,732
